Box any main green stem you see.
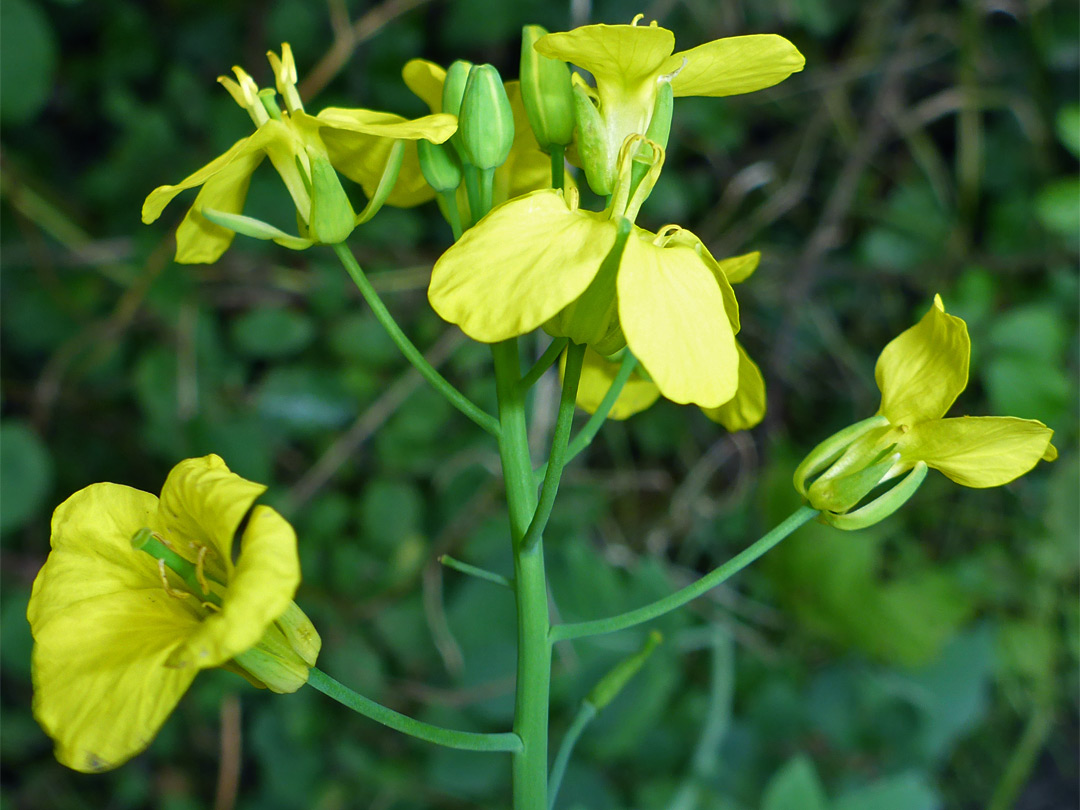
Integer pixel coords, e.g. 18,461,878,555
551,506,819,642
492,339,551,810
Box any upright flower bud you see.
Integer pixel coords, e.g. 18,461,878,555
459,64,515,171
441,60,474,117
520,25,575,151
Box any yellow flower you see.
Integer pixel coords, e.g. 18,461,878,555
534,15,804,194
402,58,552,205
795,296,1058,528
141,44,456,263
27,455,320,772
429,136,741,408
571,252,766,429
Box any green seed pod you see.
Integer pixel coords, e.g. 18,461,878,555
441,60,473,117
587,630,663,711
417,138,463,193
459,64,515,171
520,24,575,150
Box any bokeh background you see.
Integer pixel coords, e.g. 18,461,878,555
1,0,1077,808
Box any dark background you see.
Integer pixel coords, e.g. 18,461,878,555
1,0,1077,808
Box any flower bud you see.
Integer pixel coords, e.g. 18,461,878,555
441,60,473,117
520,25,575,151
459,64,515,171
417,138,463,193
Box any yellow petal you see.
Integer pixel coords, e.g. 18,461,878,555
402,58,447,113
141,135,255,224
535,24,675,88
663,34,805,98
618,228,739,407
896,416,1056,488
876,295,970,425
716,250,760,284
155,455,265,580
172,505,300,669
27,484,162,632
429,190,615,342
317,110,438,208
174,146,264,264
313,108,457,143
572,346,661,420
667,228,741,332
702,341,766,430
30,589,199,772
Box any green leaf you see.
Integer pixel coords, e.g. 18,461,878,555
761,755,829,810
0,0,57,125
833,772,939,810
1055,104,1080,159
0,421,53,534
231,307,316,359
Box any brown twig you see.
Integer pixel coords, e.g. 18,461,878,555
213,695,242,810
299,0,436,101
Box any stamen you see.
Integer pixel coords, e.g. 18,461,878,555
653,224,682,246
631,13,644,25
201,601,221,613
158,559,192,600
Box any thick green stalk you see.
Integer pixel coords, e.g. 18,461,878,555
550,145,565,191
492,339,551,810
551,506,819,642
333,243,500,437
307,668,521,753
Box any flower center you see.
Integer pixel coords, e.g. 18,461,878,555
131,528,223,612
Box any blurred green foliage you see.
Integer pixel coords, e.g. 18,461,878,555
1,0,1077,808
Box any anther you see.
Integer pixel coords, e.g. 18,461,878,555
631,13,644,25
195,545,210,596
158,559,191,600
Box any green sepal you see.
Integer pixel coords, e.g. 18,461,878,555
355,140,405,225
441,60,473,117
793,414,891,497
459,64,515,171
644,81,674,151
201,208,314,250
308,155,357,243
232,622,311,693
807,451,898,514
586,630,663,710
572,83,615,196
520,24,576,150
272,601,321,668
823,461,928,531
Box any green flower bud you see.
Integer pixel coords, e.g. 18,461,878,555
459,64,515,171
572,83,616,196
520,25,575,150
417,138,463,193
441,60,473,117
